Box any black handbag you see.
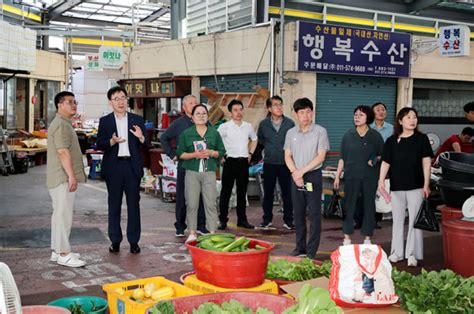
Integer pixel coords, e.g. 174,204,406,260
414,198,440,232
324,189,344,219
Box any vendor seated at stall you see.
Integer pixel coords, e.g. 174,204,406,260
433,127,473,163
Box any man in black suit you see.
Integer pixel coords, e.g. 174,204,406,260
96,86,146,254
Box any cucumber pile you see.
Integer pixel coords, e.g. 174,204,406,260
196,233,266,252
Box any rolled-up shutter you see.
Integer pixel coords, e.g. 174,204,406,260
316,74,397,167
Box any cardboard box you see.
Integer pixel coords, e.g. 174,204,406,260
280,278,407,313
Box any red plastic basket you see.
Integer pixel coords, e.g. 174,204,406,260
186,238,274,288
168,292,295,314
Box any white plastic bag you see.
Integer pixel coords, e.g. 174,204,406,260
375,179,392,214
329,244,398,307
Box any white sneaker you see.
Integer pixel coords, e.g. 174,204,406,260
363,239,372,245
50,251,81,262
388,254,402,263
185,234,197,243
343,239,351,246
57,253,86,268
407,255,418,267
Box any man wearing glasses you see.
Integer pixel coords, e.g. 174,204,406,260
47,91,86,267
96,86,146,254
257,96,295,230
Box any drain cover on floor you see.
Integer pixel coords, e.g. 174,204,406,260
0,227,107,248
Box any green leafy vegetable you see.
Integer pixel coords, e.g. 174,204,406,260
392,268,474,314
282,284,343,314
191,299,272,314
68,302,86,314
266,258,331,281
149,300,175,314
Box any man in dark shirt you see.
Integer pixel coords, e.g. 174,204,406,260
464,102,474,123
160,95,207,237
257,96,295,229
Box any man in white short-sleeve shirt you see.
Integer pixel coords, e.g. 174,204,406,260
217,99,258,230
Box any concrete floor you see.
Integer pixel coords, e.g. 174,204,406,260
0,165,443,306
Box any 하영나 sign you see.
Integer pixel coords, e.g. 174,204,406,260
99,45,123,69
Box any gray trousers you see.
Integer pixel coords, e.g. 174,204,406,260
391,189,424,260
185,170,218,232
49,182,76,253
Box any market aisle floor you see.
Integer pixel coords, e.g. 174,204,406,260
0,165,443,306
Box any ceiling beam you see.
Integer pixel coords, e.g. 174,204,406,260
407,0,442,14
47,0,85,20
52,15,131,27
413,8,474,23
65,8,130,18
140,7,170,22
84,1,134,10
36,29,133,38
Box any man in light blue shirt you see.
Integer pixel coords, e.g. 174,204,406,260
370,102,394,142
370,102,393,229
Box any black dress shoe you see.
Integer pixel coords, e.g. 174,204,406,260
197,227,210,235
217,222,227,230
130,244,141,254
109,243,120,253
237,221,254,229
289,249,307,257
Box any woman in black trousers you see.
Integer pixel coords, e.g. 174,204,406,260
334,105,384,245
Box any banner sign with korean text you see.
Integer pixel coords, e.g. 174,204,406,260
297,21,411,77
85,54,101,71
99,45,123,69
439,25,470,57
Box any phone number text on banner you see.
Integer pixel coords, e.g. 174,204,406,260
297,21,411,78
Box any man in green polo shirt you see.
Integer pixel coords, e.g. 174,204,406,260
47,91,86,268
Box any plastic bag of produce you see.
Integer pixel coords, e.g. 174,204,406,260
329,244,398,307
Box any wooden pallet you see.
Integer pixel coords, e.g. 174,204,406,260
201,85,270,125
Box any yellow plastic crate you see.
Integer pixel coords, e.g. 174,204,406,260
184,274,279,295
102,276,200,314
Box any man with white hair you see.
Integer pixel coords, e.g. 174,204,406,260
160,95,207,237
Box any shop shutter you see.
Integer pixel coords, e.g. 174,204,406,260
315,74,397,167
200,73,268,104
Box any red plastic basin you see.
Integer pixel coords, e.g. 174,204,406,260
442,219,474,277
169,292,295,314
437,204,463,222
186,238,274,288
22,306,70,314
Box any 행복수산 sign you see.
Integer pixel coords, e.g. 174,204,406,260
297,21,411,77
99,46,123,69
438,25,470,57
